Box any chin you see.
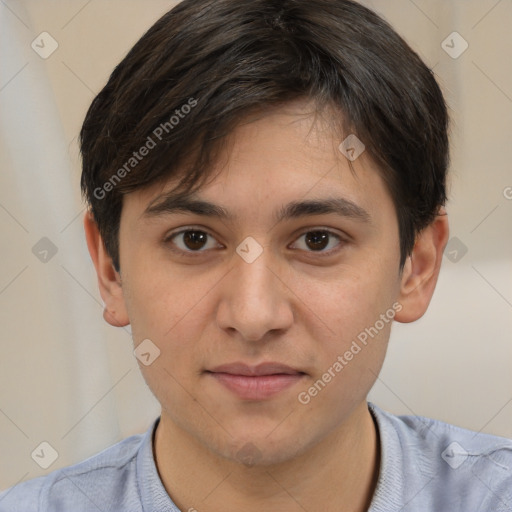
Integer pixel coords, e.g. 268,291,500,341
210,428,316,468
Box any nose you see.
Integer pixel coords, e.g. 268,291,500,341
215,249,294,342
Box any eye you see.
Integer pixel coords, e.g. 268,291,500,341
165,229,222,254
165,228,345,256
291,230,344,254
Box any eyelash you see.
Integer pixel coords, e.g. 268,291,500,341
164,227,347,258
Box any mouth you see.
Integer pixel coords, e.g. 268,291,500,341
205,362,307,400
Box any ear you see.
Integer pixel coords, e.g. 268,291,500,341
83,210,130,328
394,209,449,323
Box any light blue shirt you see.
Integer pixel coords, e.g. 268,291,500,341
1,402,511,511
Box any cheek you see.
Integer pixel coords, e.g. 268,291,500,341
122,257,217,342
124,266,223,403
294,262,398,342
295,274,395,419
290,261,400,410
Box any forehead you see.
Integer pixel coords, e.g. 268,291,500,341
123,100,393,224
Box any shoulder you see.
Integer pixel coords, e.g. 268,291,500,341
0,429,148,512
369,402,512,511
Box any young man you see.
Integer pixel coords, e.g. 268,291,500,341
2,0,511,510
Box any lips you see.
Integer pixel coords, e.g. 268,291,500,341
209,362,303,376
206,362,306,400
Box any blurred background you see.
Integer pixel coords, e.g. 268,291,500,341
1,0,511,490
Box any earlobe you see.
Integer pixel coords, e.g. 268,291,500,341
394,210,449,323
83,211,130,328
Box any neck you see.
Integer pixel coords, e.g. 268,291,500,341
154,401,380,512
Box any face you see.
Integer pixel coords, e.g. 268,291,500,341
114,100,405,465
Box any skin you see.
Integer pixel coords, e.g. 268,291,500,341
84,99,449,512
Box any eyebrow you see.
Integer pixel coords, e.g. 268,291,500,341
143,193,371,224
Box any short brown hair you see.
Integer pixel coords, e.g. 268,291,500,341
80,0,449,271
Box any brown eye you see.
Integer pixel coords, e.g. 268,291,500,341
304,231,330,251
167,229,220,253
291,230,343,254
182,231,208,250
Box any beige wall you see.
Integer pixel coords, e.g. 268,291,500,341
1,0,511,489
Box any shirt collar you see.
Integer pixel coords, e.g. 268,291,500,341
136,416,181,512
